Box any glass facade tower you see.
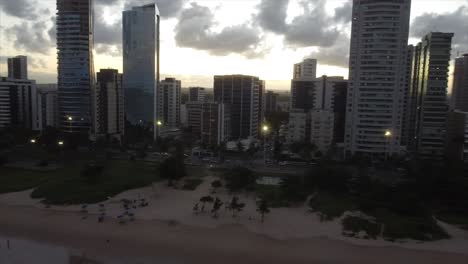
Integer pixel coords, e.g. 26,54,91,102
122,3,160,125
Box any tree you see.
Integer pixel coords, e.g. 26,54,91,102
199,195,214,212
280,176,307,203
211,197,223,218
159,155,186,186
224,167,257,192
256,198,271,223
236,141,244,152
211,180,222,191
228,196,245,217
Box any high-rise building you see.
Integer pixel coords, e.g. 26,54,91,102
189,87,206,103
213,75,262,139
94,69,124,141
286,111,308,143
37,84,58,130
345,0,412,157
0,77,38,130
157,78,181,129
401,45,415,147
7,56,28,80
123,4,160,125
452,54,468,112
185,102,203,135
56,0,95,134
294,59,317,80
287,75,348,148
201,103,231,146
445,110,468,162
265,91,279,113
407,32,453,159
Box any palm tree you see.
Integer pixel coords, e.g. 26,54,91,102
256,198,271,223
211,197,223,218
199,195,214,212
228,196,245,218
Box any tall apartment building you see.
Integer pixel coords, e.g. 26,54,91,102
452,54,468,112
188,87,206,102
445,110,468,162
287,75,348,149
37,84,58,130
265,91,279,113
7,56,28,80
184,102,202,134
286,111,308,143
201,103,231,146
407,32,453,159
294,59,317,80
345,0,411,157
0,77,38,130
291,58,318,112
56,0,95,134
401,45,414,147
213,75,262,139
157,78,181,129
94,69,124,141
123,4,160,125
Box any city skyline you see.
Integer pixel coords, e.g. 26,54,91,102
1,0,468,90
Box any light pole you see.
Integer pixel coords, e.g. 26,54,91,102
262,125,269,164
384,130,392,161
67,116,73,133
155,120,163,145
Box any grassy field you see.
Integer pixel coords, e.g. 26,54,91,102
0,167,58,194
30,160,160,204
308,192,355,221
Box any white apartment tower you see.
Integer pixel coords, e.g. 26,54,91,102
157,78,181,129
345,0,412,157
293,59,317,80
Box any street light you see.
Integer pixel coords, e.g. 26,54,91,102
262,125,270,164
67,116,73,133
384,130,392,161
58,141,64,146
30,139,36,144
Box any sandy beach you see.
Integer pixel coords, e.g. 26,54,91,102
1,177,467,263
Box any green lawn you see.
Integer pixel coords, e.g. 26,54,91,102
0,167,58,194
308,192,355,221
31,160,160,204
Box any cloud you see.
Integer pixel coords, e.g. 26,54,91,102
29,58,48,70
95,44,122,57
306,35,350,68
333,0,352,24
5,21,53,54
255,0,343,48
124,0,186,18
174,3,265,58
255,0,289,34
0,0,39,19
96,0,120,5
411,6,468,55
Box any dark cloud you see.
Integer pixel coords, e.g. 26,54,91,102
124,0,186,18
333,0,352,24
411,6,468,55
0,0,39,19
256,0,289,34
174,3,264,57
255,0,343,48
5,21,53,54
306,35,350,68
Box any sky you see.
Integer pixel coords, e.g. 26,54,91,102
1,0,468,90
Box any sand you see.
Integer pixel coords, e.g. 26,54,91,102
0,176,467,263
